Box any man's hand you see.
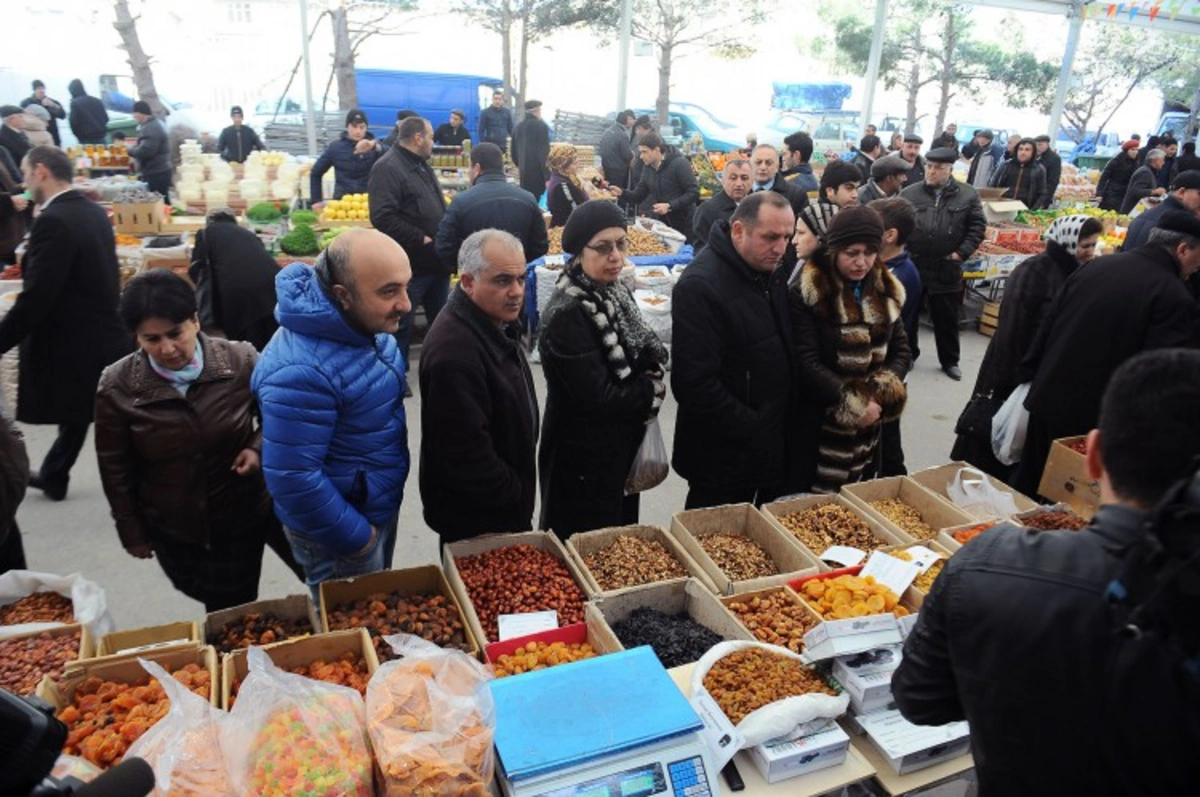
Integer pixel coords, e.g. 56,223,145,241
353,138,376,155
126,543,154,560
609,186,623,197
1152,187,1167,197
10,196,28,213
651,202,670,215
231,448,260,476
357,526,378,555
948,252,962,261
859,400,883,427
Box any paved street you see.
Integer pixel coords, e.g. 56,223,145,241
12,330,990,628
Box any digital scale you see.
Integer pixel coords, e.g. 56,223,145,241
490,646,722,797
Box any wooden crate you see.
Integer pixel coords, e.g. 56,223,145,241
113,200,164,234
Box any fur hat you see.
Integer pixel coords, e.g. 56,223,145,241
824,205,884,251
562,200,628,255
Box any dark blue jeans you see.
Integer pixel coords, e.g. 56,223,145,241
285,513,398,607
393,272,450,369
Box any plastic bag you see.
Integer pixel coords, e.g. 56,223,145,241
366,634,495,797
625,417,669,495
634,290,673,345
50,754,102,784
991,383,1031,466
0,570,114,639
946,467,1021,519
691,641,849,747
227,647,373,797
122,659,235,797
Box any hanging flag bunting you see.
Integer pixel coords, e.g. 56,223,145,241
1150,1,1162,20
1107,4,1119,17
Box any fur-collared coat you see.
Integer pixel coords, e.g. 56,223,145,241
788,253,911,493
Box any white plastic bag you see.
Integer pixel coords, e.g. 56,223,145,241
0,570,114,639
634,266,674,296
634,290,673,345
991,383,1031,466
946,467,1021,519
690,641,849,747
625,417,669,495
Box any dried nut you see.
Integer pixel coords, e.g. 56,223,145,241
1020,510,1088,531
547,225,669,257
799,574,909,620
889,548,947,593
208,612,313,655
0,592,74,625
327,591,468,661
726,591,819,654
870,499,936,540
0,629,81,695
699,533,778,582
455,545,586,643
702,648,837,724
611,607,723,669
951,522,997,545
776,504,883,552
492,640,597,677
583,536,687,591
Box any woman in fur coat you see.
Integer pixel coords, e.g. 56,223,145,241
789,205,912,493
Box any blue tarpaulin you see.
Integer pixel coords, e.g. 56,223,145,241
771,83,853,112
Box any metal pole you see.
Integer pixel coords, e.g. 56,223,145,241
617,0,632,110
1048,1,1083,139
1187,87,1199,145
299,0,318,157
861,0,888,133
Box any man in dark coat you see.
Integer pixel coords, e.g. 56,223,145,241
216,106,265,163
368,116,448,369
781,131,819,194
966,129,1005,189
477,90,513,153
616,132,700,242
990,138,1049,210
1120,148,1167,214
750,144,809,215
1170,141,1200,184
189,209,280,351
929,123,959,153
857,154,910,205
434,142,548,267
899,134,926,188
0,107,33,172
900,147,986,380
433,109,471,147
0,147,129,500
1034,135,1062,208
896,348,1200,797
311,109,383,205
851,134,883,184
1123,170,1200,251
1013,212,1200,498
67,79,108,145
692,157,750,253
19,81,65,147
128,101,173,201
511,100,551,202
671,191,795,508
419,230,539,543
599,110,635,192
1096,140,1141,210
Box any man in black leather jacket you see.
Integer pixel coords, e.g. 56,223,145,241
894,348,1200,796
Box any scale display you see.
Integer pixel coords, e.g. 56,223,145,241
532,755,711,797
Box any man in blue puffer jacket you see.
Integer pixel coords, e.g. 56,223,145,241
253,229,411,602
309,108,383,206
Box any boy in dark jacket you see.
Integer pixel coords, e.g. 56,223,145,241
310,109,383,205
66,79,108,145
613,132,699,242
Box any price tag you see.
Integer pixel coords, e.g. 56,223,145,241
497,611,558,641
860,551,922,596
819,545,867,567
901,545,944,573
689,690,745,771
542,254,567,267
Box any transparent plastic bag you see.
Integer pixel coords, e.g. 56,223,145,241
946,467,1021,518
0,570,114,639
121,659,235,797
625,417,669,495
227,647,373,797
366,634,495,797
50,754,102,784
991,383,1031,466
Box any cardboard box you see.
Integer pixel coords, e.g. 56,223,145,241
565,524,717,596
113,200,164,234
841,477,975,544
589,578,752,664
95,621,199,658
879,541,953,610
788,570,903,661
908,462,1039,519
320,565,479,659
1038,436,1100,519
203,594,319,652
936,519,1004,554
761,494,909,571
221,627,379,710
44,645,219,709
981,199,1027,224
831,646,903,715
748,720,851,784
484,617,620,666
0,623,94,694
443,531,587,646
669,504,820,595
719,585,824,652
856,709,971,775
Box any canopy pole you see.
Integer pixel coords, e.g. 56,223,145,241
299,0,318,157
861,0,888,133
617,0,632,111
1048,1,1083,140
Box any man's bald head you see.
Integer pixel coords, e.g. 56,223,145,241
324,228,412,334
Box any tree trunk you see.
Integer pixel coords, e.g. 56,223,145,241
934,10,955,135
656,42,672,127
112,0,167,118
904,59,921,136
516,0,531,123
500,5,515,120
332,5,357,110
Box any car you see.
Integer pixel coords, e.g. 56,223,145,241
760,111,860,161
631,102,748,152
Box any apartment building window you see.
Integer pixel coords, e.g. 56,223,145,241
228,2,251,24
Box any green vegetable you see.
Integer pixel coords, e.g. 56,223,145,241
279,223,319,256
290,209,318,225
247,202,282,223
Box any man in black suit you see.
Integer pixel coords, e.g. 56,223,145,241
0,147,129,500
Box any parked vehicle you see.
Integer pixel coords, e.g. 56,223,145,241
355,69,504,141
632,102,748,152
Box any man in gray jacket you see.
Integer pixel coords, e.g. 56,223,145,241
599,110,635,192
128,100,173,201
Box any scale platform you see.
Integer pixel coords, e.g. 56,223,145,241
491,646,720,797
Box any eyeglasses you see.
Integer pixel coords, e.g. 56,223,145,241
585,238,629,257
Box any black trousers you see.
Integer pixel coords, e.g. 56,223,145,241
684,482,784,510
918,289,961,368
0,522,26,575
879,418,907,477
1013,412,1056,499
39,423,90,490
143,170,172,203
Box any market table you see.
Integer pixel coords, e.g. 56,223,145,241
667,663,876,796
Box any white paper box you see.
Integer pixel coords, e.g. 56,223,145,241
748,721,851,784
857,709,971,775
802,610,902,662
832,646,903,715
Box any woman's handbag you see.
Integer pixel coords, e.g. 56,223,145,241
954,391,1003,445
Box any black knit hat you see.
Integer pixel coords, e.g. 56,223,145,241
824,205,884,251
562,200,628,255
345,108,367,126
820,160,862,194
1158,210,1200,238
132,100,152,116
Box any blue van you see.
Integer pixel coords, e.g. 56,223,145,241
354,69,505,140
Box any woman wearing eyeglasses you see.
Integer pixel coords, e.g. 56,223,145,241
788,206,911,494
537,201,670,538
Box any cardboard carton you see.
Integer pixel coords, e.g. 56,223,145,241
761,495,908,571
831,646,903,715
95,621,200,658
589,578,752,664
909,462,1038,519
0,623,94,694
981,199,1027,224
43,645,219,710
856,709,971,774
221,627,379,710
878,541,953,609
484,617,621,666
320,565,479,659
443,531,587,647
669,504,820,595
789,571,904,661
747,720,851,784
113,200,164,234
841,477,974,544
203,594,319,652
719,585,823,652
1038,436,1099,519
565,524,717,596
936,519,1006,553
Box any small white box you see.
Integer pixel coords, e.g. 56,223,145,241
857,709,971,775
802,611,902,662
747,721,851,784
832,646,903,715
